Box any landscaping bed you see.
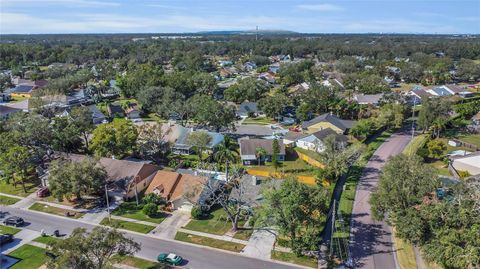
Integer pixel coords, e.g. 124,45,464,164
29,203,85,219
8,244,46,269
0,194,20,205
112,201,168,224
175,232,245,253
100,218,156,234
271,250,317,268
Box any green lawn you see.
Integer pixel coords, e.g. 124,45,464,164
184,207,245,235
141,113,165,122
10,95,30,103
111,255,166,269
294,147,323,162
429,160,451,176
100,218,156,234
0,194,20,205
271,250,318,268
0,179,39,197
242,117,275,125
403,134,428,156
8,244,47,269
33,236,63,245
232,229,254,241
456,133,480,148
29,203,85,219
393,228,418,269
0,224,21,235
248,150,315,176
175,232,245,253
112,202,167,224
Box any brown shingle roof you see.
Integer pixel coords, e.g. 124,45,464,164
145,170,206,203
239,138,286,156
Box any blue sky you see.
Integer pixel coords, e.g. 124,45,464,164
1,0,479,34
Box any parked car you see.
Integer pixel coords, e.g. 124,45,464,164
3,216,24,227
37,187,50,198
157,252,183,265
0,234,14,246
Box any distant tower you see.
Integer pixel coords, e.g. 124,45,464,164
256,26,258,41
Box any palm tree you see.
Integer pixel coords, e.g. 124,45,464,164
255,147,267,166
214,136,238,180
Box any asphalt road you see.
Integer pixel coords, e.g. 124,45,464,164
349,131,411,269
0,206,299,269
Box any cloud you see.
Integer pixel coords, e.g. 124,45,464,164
297,4,343,12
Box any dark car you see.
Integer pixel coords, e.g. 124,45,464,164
0,234,14,246
3,216,24,227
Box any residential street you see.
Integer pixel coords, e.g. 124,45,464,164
349,131,411,269
0,206,300,269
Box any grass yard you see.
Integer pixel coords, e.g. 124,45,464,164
100,218,156,234
392,228,418,269
271,250,317,268
33,235,63,245
184,207,245,235
0,224,21,235
111,255,166,269
242,116,275,125
248,149,316,178
112,202,168,224
8,244,47,269
0,179,39,197
29,203,85,219
456,133,480,148
232,228,254,241
0,194,20,205
430,160,451,176
403,134,428,156
175,232,245,253
141,113,165,122
10,95,30,103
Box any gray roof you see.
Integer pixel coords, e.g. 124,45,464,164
311,128,348,142
301,113,354,132
87,105,106,119
239,138,286,156
13,85,34,93
0,105,22,116
354,93,383,105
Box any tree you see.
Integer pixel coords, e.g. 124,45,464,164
357,74,390,94
70,106,94,151
255,147,267,165
213,136,238,178
377,103,406,129
417,98,451,138
47,227,140,269
142,193,163,205
90,119,138,158
258,92,289,119
224,77,270,103
257,178,329,255
316,135,354,183
0,73,12,93
370,154,438,221
0,145,33,193
48,157,107,201
142,203,158,217
51,116,82,152
188,95,237,132
187,131,212,159
137,123,171,161
190,205,203,220
426,140,446,159
350,118,376,141
271,138,280,171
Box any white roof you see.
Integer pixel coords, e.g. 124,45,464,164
167,253,177,259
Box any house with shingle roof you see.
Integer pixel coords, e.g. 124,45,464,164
296,128,348,153
239,137,286,165
301,113,355,135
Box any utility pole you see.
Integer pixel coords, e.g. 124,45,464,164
105,184,111,222
411,95,417,139
330,200,336,257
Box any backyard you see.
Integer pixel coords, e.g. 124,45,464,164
247,149,316,178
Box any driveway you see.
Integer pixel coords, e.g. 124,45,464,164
1,229,40,254
349,131,411,269
150,211,190,239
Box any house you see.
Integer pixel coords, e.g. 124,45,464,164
353,93,384,106
87,105,106,124
408,87,432,101
442,84,465,95
237,101,260,117
288,82,310,94
283,131,307,147
11,85,35,97
125,104,141,119
145,170,207,212
57,153,161,200
171,125,224,155
239,138,286,165
10,79,48,97
0,105,22,120
450,151,480,176
427,87,454,97
301,113,354,134
243,62,257,71
107,104,125,118
257,72,276,84
296,128,348,153
268,63,280,74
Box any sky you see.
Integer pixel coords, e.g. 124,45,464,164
0,0,479,34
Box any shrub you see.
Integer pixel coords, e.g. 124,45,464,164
142,203,158,217
142,193,162,205
191,206,203,220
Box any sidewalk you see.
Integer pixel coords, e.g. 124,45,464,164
110,215,157,226
10,192,38,209
1,229,41,254
242,229,276,259
150,211,189,239
177,228,248,245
